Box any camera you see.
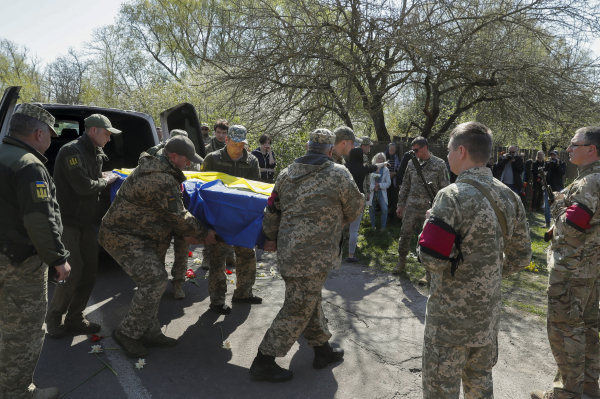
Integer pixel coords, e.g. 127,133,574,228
506,153,514,160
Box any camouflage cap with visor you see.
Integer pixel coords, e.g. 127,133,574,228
84,114,122,134
227,125,248,144
309,128,335,144
15,104,58,137
360,136,372,146
333,126,356,143
169,129,188,138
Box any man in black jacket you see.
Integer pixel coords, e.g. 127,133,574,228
494,145,524,195
46,114,120,338
546,150,567,191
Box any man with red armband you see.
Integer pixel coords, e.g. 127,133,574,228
532,126,600,399
417,122,531,398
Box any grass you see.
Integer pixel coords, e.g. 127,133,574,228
352,208,551,317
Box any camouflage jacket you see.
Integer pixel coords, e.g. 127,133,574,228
100,152,208,243
548,159,600,284
417,167,531,346
205,137,226,154
332,150,345,165
0,136,69,267
147,142,202,171
263,152,365,277
398,153,449,211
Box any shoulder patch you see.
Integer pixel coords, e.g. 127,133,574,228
66,155,82,170
31,181,50,202
167,195,178,212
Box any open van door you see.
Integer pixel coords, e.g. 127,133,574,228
0,86,22,139
160,103,206,158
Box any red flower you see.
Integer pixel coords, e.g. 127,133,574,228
90,334,104,342
186,269,197,278
226,269,233,275
188,251,193,257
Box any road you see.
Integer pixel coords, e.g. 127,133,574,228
33,244,571,398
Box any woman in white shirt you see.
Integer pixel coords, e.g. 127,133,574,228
368,152,391,230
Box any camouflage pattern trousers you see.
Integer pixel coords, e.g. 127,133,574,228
206,241,255,305
259,272,332,357
0,255,48,399
422,339,498,399
547,277,600,399
397,208,427,261
171,235,189,284
100,231,170,340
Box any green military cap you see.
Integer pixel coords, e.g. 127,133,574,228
228,125,248,144
360,136,372,145
309,128,335,144
201,123,209,129
84,114,122,134
165,135,203,164
15,104,58,137
333,126,356,142
170,129,188,138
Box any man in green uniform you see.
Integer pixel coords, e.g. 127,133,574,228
418,122,531,398
249,128,364,382
46,114,120,338
532,126,600,399
200,125,261,314
0,104,72,399
99,136,216,358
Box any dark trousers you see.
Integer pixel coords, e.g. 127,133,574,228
532,182,544,211
388,184,400,223
48,225,98,322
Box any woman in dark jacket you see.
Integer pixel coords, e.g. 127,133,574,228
344,147,383,262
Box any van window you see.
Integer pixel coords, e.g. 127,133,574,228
55,121,79,136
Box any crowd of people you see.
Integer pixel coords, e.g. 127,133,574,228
1,103,599,399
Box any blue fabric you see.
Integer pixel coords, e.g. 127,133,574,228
110,174,266,249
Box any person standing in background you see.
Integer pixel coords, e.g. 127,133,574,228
385,143,401,224
252,134,277,183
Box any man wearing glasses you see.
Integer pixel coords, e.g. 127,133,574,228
532,127,600,399
494,145,525,195
393,136,449,284
201,123,210,143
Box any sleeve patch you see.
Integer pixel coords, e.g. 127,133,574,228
418,216,456,258
30,181,49,202
66,155,82,170
565,202,593,231
167,196,178,212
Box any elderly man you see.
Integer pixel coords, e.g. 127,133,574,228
46,114,121,338
532,127,600,399
99,136,216,358
0,104,71,399
418,122,531,398
494,145,524,195
249,128,364,382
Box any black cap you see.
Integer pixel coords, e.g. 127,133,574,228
165,136,203,163
550,150,559,155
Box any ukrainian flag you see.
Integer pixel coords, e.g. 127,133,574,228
35,181,46,187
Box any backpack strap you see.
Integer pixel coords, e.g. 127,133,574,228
460,178,508,245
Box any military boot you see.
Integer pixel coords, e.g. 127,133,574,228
392,259,405,275
112,329,148,358
530,390,555,399
249,350,293,383
64,318,101,334
31,387,59,399
45,316,66,338
418,271,431,286
584,381,600,398
172,281,185,300
312,342,344,369
140,333,178,348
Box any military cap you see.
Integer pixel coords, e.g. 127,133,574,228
333,126,356,142
170,129,188,138
309,128,335,144
227,125,248,144
84,114,122,134
201,123,209,129
550,150,559,155
165,135,203,164
15,104,58,137
360,136,372,145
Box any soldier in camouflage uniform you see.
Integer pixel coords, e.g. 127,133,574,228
0,104,72,399
200,125,262,314
360,136,372,198
532,126,600,399
99,135,216,358
249,128,365,383
332,127,358,247
394,136,449,284
146,129,203,299
417,122,532,399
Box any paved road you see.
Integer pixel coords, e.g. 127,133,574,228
34,244,572,398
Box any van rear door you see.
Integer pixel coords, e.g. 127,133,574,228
160,103,206,158
0,86,22,139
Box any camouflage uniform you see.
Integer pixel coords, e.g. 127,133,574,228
544,159,600,399
417,166,532,399
397,154,449,265
205,136,226,154
200,126,261,305
99,151,208,340
258,129,365,357
0,105,69,398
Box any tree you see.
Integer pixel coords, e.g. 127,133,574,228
47,48,91,104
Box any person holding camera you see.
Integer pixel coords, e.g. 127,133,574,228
541,150,567,228
494,145,524,195
252,134,277,183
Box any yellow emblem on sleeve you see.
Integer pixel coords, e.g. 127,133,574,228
69,157,78,166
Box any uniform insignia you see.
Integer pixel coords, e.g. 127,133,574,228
167,195,178,212
200,163,206,171
67,155,81,170
31,181,49,202
565,202,593,231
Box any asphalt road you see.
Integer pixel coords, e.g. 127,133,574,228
33,244,574,398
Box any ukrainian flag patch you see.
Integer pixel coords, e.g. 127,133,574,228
31,181,49,202
167,195,178,212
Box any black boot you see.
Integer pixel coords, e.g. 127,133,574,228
249,350,293,383
312,342,344,369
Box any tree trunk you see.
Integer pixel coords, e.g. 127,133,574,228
369,100,391,141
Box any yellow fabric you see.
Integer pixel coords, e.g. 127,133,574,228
114,169,274,196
